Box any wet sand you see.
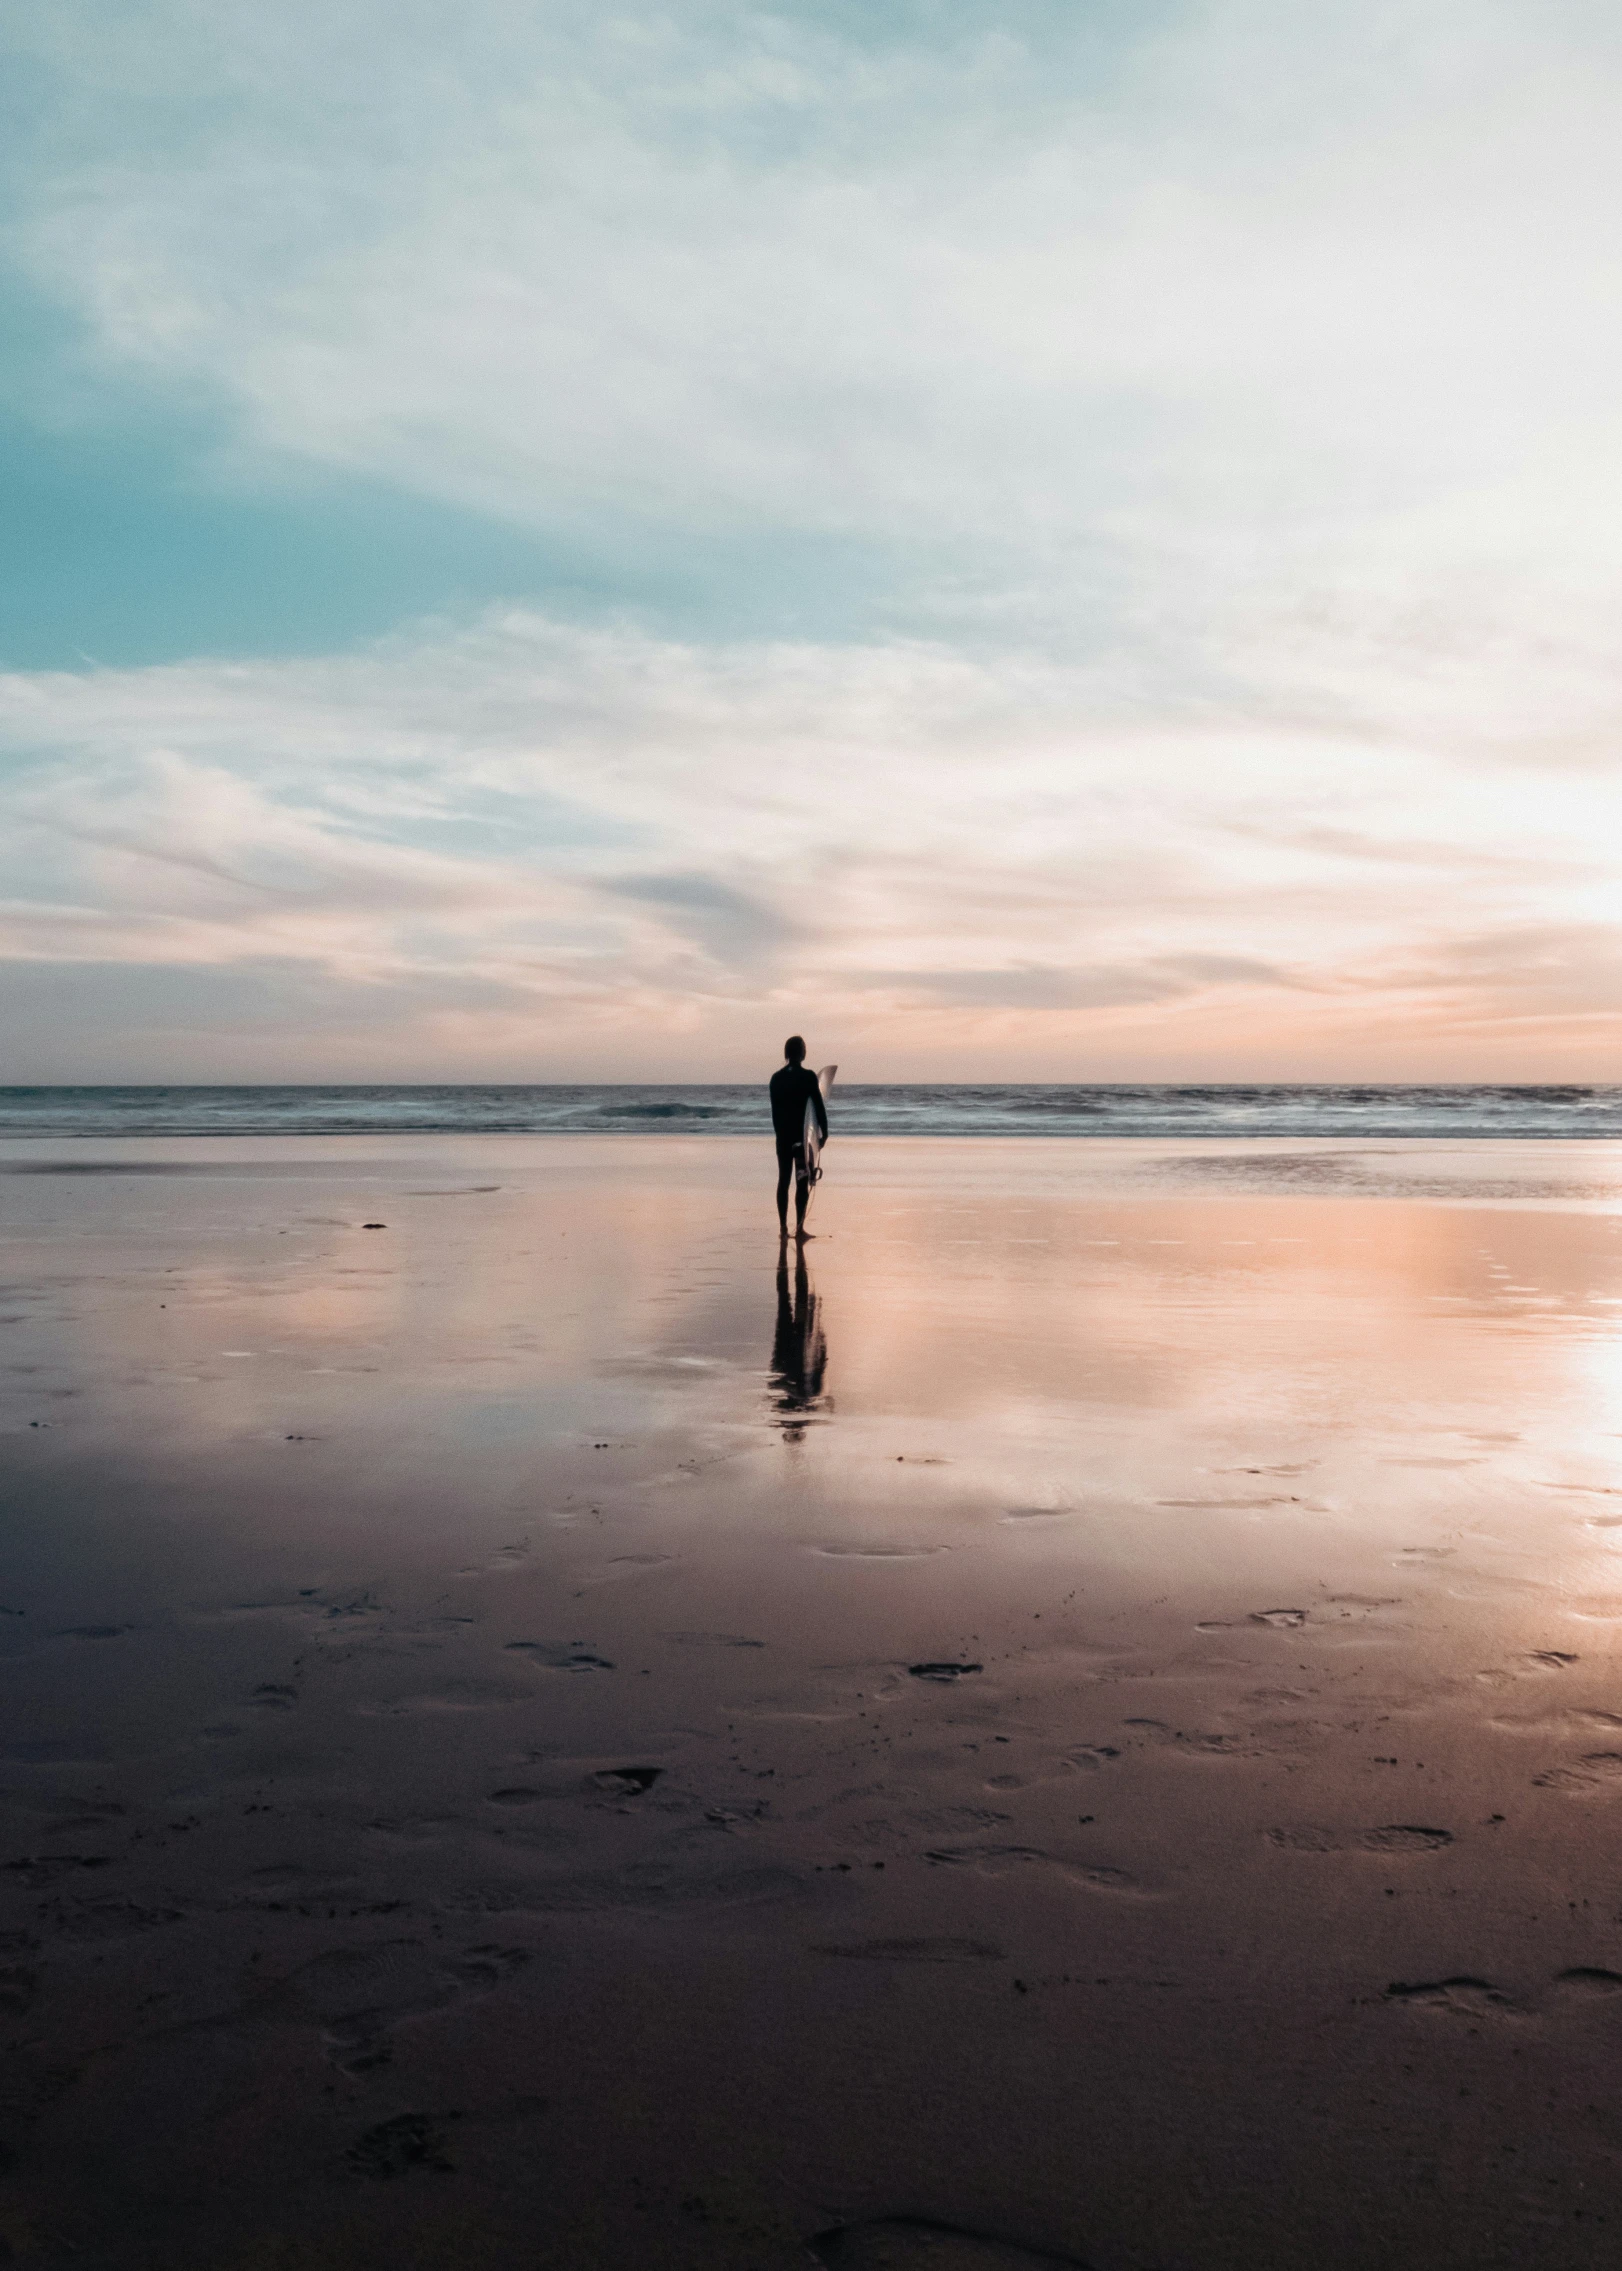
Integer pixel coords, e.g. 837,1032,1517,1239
4,1134,1622,2269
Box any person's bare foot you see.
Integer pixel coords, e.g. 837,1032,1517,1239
795,1228,815,1242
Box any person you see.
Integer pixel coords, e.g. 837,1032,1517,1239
769,1035,827,1241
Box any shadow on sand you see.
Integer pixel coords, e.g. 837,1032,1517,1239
769,1243,828,1439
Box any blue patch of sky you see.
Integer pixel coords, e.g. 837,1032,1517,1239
0,301,912,671
0,0,1184,673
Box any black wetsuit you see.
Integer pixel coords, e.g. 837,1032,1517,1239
770,1062,828,1228
769,1062,827,1157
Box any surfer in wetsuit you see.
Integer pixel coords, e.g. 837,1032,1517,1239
770,1036,827,1241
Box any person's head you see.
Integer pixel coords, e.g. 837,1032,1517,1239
784,1035,806,1064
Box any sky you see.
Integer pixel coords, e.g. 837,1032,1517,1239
2,0,1620,1083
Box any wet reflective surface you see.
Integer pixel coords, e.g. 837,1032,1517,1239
4,1136,1622,2269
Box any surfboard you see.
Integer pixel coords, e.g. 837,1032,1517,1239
803,1065,837,1202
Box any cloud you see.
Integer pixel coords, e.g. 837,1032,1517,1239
0,608,1616,1078
851,952,1310,1012
598,870,792,971
2,6,1621,1075
1376,921,1622,1027
12,3,1622,663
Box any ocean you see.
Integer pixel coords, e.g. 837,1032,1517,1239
2,1084,1620,1139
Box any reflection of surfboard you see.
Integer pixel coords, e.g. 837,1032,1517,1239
803,1065,837,1200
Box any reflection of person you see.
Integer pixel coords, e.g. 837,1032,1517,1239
769,1035,828,1242
770,1243,827,1440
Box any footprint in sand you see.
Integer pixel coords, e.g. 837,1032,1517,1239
590,1767,663,1796
812,2218,1088,2268
1267,1825,1453,1854
1384,1976,1517,2017
1121,1719,1269,1760
458,1540,531,1577
504,1642,615,1671
1532,1752,1622,1794
1391,1968,1622,2018
663,1631,767,1650
1266,1825,1343,1852
1499,1706,1622,1741
344,2111,456,2178
923,1845,1153,1897
287,1938,531,2074
1063,1863,1148,1896
1249,1608,1309,1629
816,1545,950,1561
1556,1967,1622,1999
986,1746,1119,1790
811,1938,1006,1964
923,1842,1049,1874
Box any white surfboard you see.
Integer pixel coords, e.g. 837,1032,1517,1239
803,1064,837,1201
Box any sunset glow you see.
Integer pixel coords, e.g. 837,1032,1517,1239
3,3,1619,1079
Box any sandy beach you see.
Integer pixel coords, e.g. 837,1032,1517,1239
5,1133,1622,2269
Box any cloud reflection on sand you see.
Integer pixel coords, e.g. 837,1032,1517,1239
5,1135,1622,2266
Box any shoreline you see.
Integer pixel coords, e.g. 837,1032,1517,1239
5,1081,1622,1149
